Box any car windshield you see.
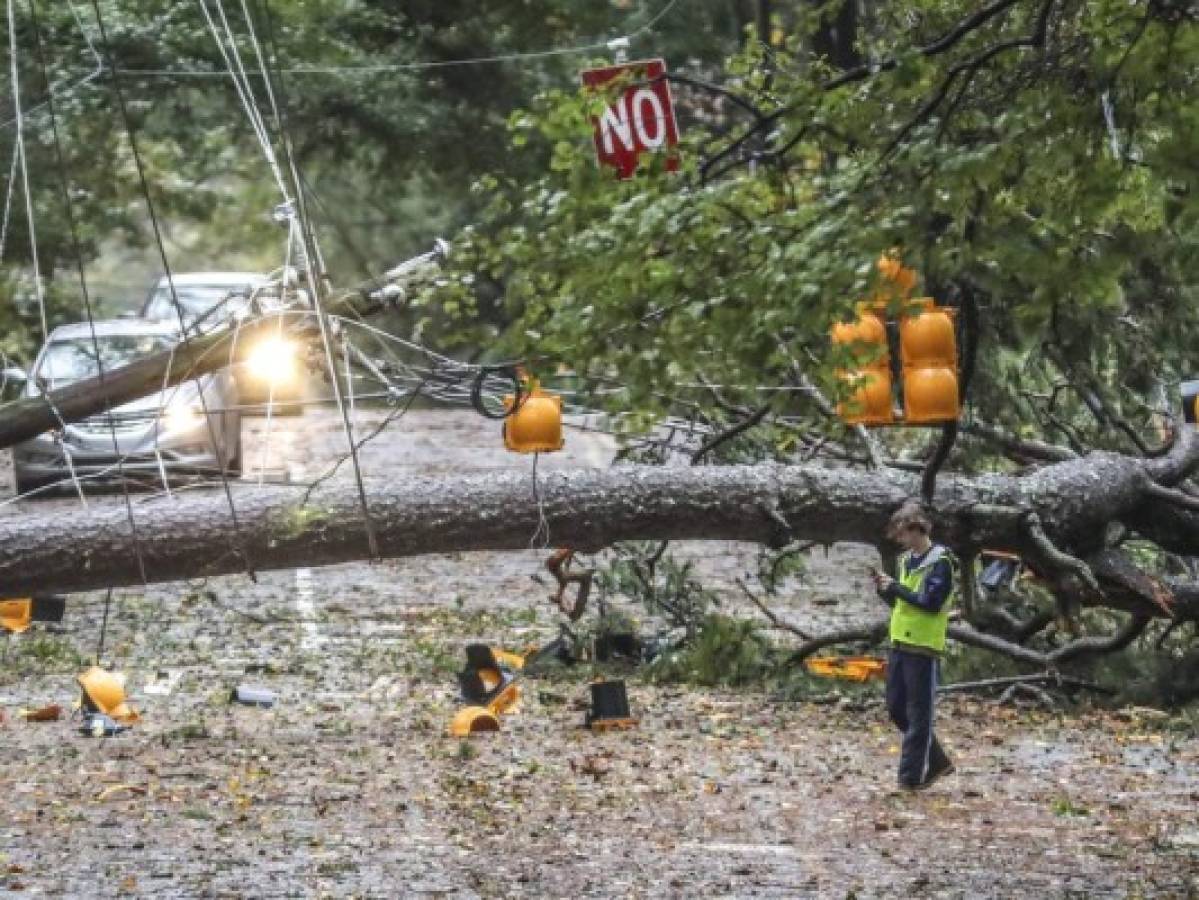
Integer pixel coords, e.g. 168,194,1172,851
36,334,176,387
143,283,252,323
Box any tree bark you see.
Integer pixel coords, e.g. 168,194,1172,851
0,448,1196,618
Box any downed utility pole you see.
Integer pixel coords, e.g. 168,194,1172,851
0,316,295,450
0,242,447,451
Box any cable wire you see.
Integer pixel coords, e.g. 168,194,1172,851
8,0,47,342
88,0,256,579
256,0,378,558
118,0,688,77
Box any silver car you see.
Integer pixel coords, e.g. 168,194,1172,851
13,320,242,494
140,270,305,412
140,271,267,325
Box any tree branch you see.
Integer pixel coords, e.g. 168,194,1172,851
961,420,1076,462
690,403,771,464
736,577,811,639
787,619,889,663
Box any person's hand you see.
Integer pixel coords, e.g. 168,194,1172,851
869,567,894,592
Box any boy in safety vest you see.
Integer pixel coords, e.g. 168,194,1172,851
870,501,957,791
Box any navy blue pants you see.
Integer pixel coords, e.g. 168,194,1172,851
886,648,951,786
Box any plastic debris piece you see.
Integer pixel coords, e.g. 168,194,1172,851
449,705,500,737
0,599,32,634
20,704,62,722
585,680,638,731
804,655,887,682
77,667,140,723
230,685,277,707
143,670,184,697
80,713,128,737
95,783,146,802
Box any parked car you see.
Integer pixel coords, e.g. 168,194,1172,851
139,271,266,326
139,270,305,413
12,320,242,494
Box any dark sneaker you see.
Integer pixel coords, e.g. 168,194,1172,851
922,757,956,787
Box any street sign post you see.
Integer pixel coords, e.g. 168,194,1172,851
581,58,680,179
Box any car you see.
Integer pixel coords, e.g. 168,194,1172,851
139,271,266,326
11,320,242,495
139,270,305,413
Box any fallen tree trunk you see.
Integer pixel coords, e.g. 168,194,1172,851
0,448,1195,622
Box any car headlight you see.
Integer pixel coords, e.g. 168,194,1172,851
163,399,204,433
246,337,298,384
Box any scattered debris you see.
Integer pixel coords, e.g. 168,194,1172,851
0,599,32,634
19,705,62,722
0,596,66,634
230,685,277,708
143,670,185,697
450,644,523,737
570,753,612,779
449,706,500,737
95,784,146,802
593,631,641,662
545,549,592,621
804,655,887,683
79,713,128,738
585,680,638,732
77,667,140,724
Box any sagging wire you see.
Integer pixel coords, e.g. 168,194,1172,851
88,0,256,580
196,0,291,203
0,140,17,263
117,0,688,77
470,365,527,420
95,587,113,664
256,217,295,483
0,0,103,131
7,0,47,343
256,0,378,558
299,372,432,504
26,0,154,539
529,451,551,549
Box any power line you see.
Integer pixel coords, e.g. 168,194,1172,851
116,0,687,78
88,0,256,581
0,0,103,130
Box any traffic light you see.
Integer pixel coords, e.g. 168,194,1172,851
830,306,894,425
1183,380,1199,425
503,377,564,454
900,299,961,424
449,644,524,737
829,254,960,427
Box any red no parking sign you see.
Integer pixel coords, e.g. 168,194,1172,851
581,58,680,179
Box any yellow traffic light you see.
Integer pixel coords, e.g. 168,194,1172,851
900,300,960,424
77,666,140,723
831,307,893,426
503,378,564,453
0,599,32,634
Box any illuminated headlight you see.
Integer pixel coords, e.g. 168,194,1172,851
163,400,204,433
246,337,298,384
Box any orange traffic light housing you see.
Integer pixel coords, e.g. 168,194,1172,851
830,254,960,427
830,306,894,425
900,299,960,424
503,378,564,453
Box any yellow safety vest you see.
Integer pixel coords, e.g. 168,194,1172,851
889,545,957,653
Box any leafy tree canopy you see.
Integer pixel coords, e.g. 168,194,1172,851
434,0,1199,468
